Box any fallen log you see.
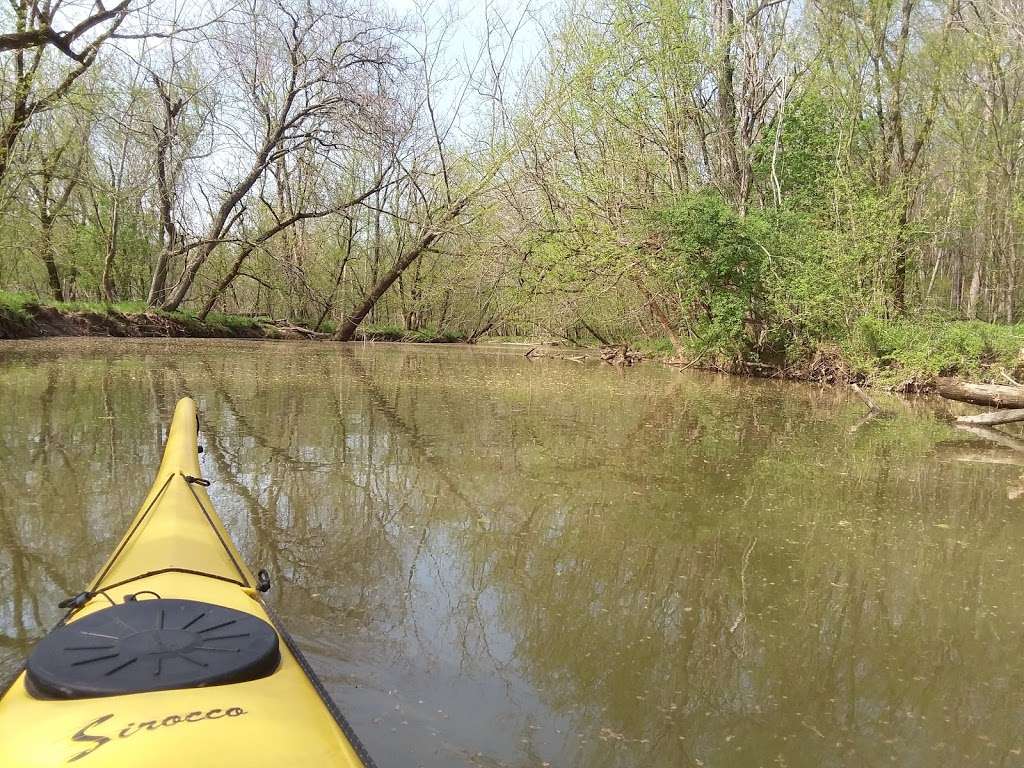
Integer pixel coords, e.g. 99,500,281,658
937,378,1024,409
956,408,1024,426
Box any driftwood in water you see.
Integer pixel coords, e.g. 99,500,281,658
945,450,1024,467
524,344,641,366
937,378,1024,409
261,319,326,339
850,383,881,413
954,423,1024,500
936,378,1024,426
600,345,641,367
956,408,1024,426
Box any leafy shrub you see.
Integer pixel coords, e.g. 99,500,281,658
650,192,771,360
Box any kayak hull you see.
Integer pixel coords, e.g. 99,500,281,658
0,399,371,767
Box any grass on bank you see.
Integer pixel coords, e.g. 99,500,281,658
842,316,1024,386
1,292,156,319
358,322,462,343
0,291,262,334
162,310,260,334
0,290,35,324
0,292,462,343
636,314,1024,387
51,298,150,315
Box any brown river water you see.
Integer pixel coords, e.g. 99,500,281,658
1,339,1023,767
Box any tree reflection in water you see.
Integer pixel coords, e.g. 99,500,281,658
1,339,1023,768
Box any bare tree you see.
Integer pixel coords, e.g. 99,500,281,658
153,0,401,311
0,0,131,60
332,0,531,340
25,131,86,300
145,65,210,305
0,1,132,188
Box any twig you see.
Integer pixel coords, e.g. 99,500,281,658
1000,369,1021,387
850,383,881,413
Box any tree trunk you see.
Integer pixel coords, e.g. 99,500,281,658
580,319,611,346
334,200,467,342
892,201,912,314
100,197,120,302
39,215,65,302
198,244,257,321
713,0,742,206
161,240,218,310
1007,256,1016,323
314,216,354,332
965,255,982,319
147,252,172,306
634,275,685,358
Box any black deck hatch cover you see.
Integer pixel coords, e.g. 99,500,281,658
26,598,280,699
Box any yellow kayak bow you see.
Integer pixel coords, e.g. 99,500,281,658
0,398,374,767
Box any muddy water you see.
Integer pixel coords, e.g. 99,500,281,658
1,339,1023,767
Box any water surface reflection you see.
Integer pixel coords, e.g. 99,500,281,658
1,339,1022,767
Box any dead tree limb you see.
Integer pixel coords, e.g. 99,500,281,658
956,408,1024,426
937,378,1024,409
850,383,881,413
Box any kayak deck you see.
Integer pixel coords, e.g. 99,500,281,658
0,398,373,767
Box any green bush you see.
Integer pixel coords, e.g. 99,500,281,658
650,192,859,364
359,323,406,341
651,192,771,360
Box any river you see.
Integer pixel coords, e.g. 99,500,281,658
1,339,1022,767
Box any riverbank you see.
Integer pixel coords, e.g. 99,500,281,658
525,316,1024,392
0,293,462,344
644,315,1024,392
4,292,1023,391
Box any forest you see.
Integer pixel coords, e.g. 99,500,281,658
1,0,1023,382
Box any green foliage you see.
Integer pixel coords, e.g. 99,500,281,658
407,327,463,343
649,192,860,363
758,208,862,354
631,337,677,357
359,323,406,341
651,192,770,359
753,95,840,210
641,189,1007,383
